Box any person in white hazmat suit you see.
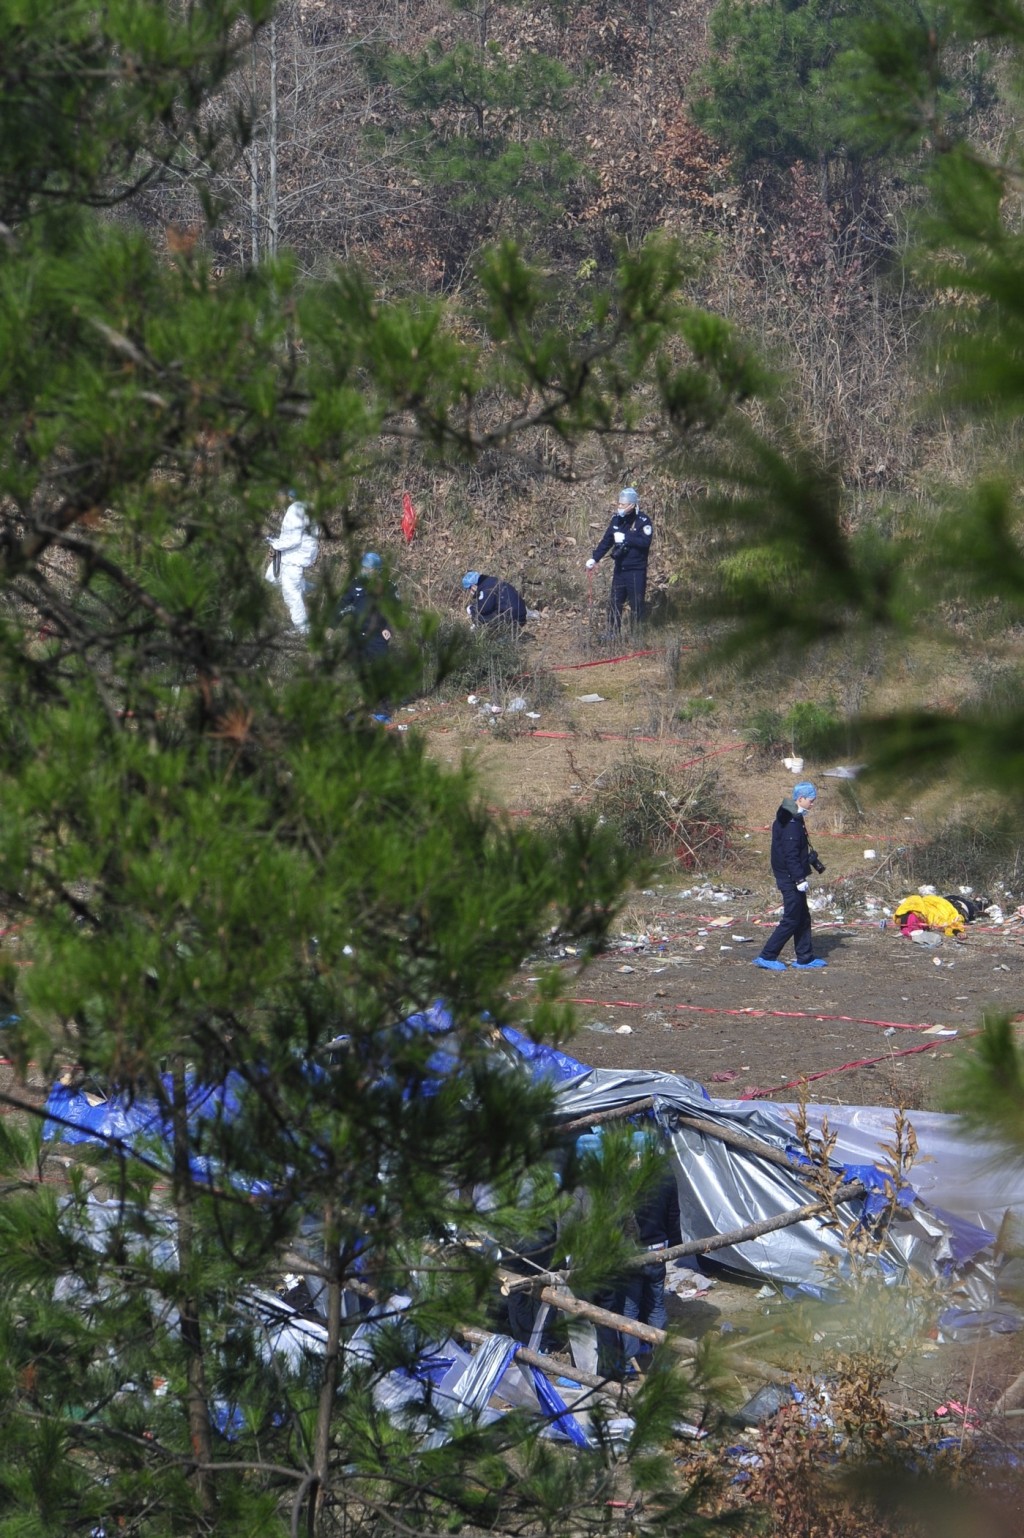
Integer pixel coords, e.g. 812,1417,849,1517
265,496,319,633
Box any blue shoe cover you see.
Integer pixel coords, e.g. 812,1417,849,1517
753,957,787,971
791,958,827,969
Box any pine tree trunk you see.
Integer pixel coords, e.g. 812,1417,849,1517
310,1203,342,1532
171,1062,216,1520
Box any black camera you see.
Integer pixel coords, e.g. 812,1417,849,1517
808,851,826,875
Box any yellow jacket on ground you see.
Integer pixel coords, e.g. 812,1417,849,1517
893,894,966,936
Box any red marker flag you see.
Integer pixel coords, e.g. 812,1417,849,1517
401,491,418,545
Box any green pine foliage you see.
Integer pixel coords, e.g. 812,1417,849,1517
363,4,591,272
0,0,275,219
0,2,764,1534
692,0,991,177
692,0,883,170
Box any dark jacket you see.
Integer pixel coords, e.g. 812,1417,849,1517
471,575,527,627
635,1167,682,1251
336,579,399,658
770,797,811,886
592,507,653,574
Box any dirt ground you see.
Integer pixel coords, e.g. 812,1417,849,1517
412,614,1024,1504
521,888,1016,1112
11,616,1024,1523
412,621,1024,1112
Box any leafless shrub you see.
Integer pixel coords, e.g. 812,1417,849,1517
543,752,732,867
715,1101,972,1538
884,811,1024,900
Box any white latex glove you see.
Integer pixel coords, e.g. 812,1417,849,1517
585,558,596,570
613,531,625,543
796,881,809,893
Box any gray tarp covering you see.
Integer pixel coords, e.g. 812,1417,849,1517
40,1023,1024,1462
549,1063,1007,1304
46,1024,1021,1356
793,1103,1024,1236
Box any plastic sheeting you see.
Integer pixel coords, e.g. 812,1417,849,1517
784,1102,1024,1236
52,1200,607,1450
250,1288,600,1448
44,1012,1022,1324
513,1053,1016,1311
37,1013,1024,1465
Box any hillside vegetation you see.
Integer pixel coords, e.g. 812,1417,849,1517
140,0,940,492
5,1,1024,1534
131,0,1023,766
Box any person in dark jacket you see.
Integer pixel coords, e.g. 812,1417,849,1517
462,571,528,631
753,781,827,971
334,552,401,719
585,487,653,634
590,1142,683,1379
336,552,398,659
619,1161,683,1369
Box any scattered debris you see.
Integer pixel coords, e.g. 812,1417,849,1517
38,1019,1024,1459
895,894,966,936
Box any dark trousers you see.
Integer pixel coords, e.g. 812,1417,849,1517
506,1289,556,1351
609,569,647,631
761,879,814,964
595,1288,629,1379
596,1261,667,1376
622,1261,667,1358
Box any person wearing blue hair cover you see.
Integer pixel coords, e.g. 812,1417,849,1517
462,571,528,630
335,553,398,658
585,487,653,635
332,553,403,722
753,781,827,971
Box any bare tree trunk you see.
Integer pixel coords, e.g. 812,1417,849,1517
268,15,279,259
171,1062,216,1519
249,29,261,265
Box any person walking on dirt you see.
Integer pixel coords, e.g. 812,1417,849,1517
753,781,827,971
585,487,652,635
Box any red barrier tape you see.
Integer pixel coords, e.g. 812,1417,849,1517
673,742,746,771
739,1031,981,1100
527,729,722,747
549,650,662,671
559,996,952,1032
